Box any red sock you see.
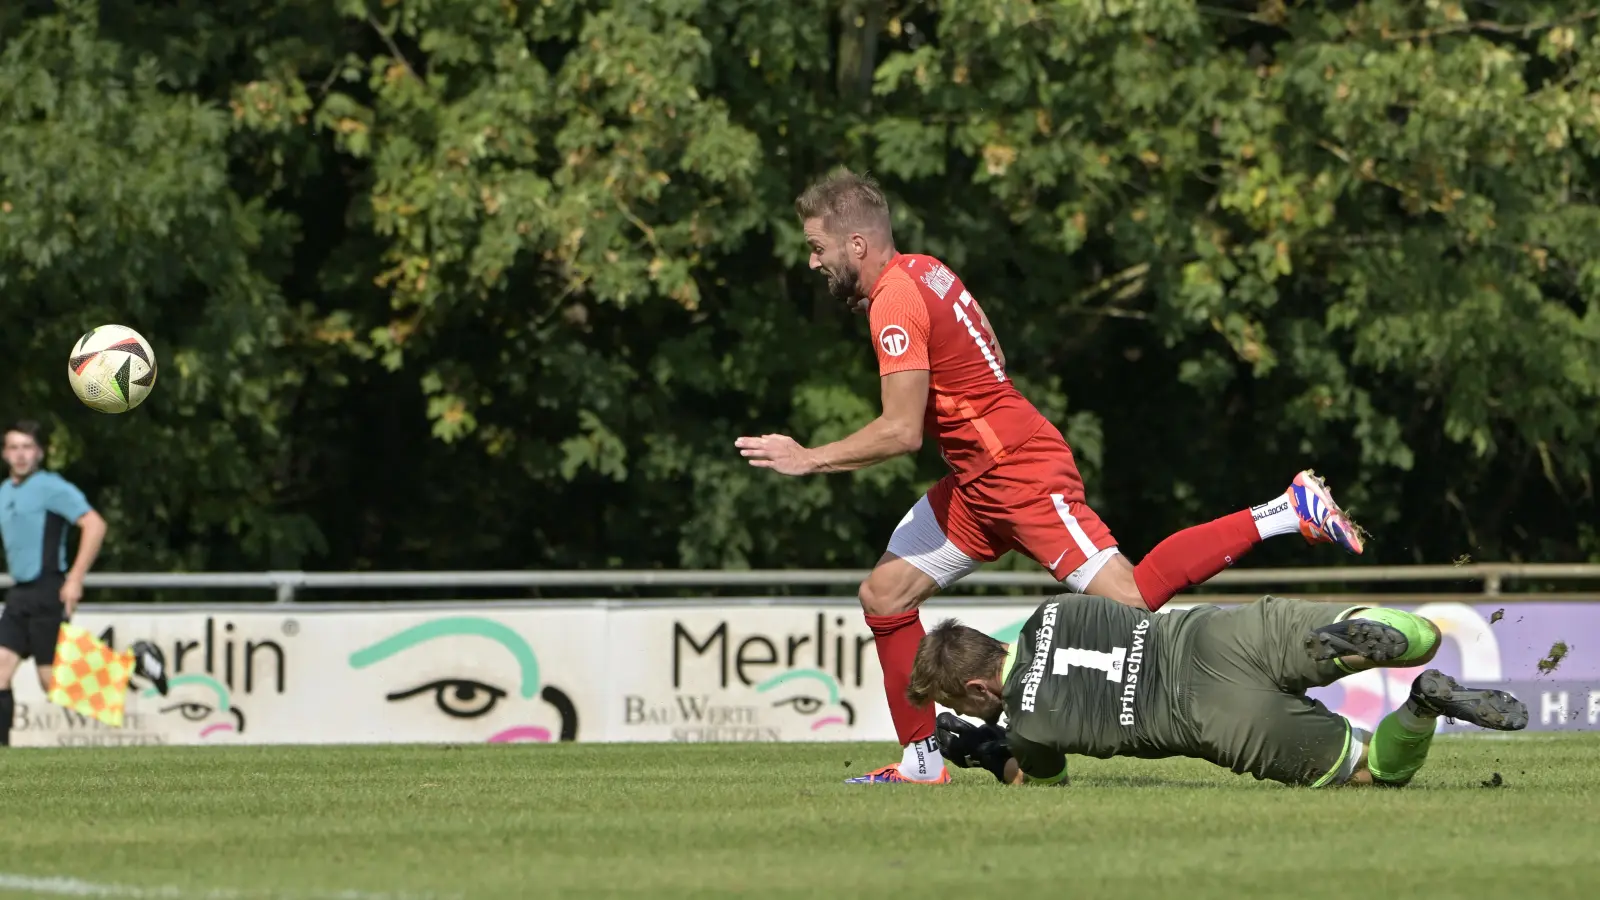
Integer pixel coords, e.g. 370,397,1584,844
1132,509,1261,611
865,611,934,746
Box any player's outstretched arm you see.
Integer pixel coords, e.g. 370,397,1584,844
806,369,926,473
976,747,1068,787
735,370,927,476
937,713,1068,787
1006,737,1069,787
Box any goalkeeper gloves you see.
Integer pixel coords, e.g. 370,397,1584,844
935,712,1012,783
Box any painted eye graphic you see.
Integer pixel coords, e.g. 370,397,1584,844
159,702,214,722
772,695,826,715
387,679,508,719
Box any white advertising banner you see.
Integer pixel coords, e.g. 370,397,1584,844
5,602,1041,747
603,605,1031,743
7,605,612,747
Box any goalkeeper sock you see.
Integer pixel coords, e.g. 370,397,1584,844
1348,607,1439,664
0,688,11,746
1368,700,1436,785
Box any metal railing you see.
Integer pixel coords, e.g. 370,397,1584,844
3,562,1598,603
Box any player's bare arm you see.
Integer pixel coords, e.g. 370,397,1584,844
735,370,927,476
802,368,929,472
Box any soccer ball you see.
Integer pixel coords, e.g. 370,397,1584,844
67,325,158,413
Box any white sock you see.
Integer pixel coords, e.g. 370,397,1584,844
1251,492,1300,540
899,737,944,780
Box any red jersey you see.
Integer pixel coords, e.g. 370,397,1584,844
868,254,1056,483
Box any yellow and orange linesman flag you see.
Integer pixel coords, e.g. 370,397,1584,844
48,622,136,727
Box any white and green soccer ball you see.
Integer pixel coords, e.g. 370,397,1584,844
67,324,158,413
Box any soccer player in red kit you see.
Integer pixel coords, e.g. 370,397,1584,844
736,170,1364,784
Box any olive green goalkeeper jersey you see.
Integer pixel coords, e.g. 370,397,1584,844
1000,594,1211,782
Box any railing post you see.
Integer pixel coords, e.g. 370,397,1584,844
270,571,299,604
1484,573,1502,596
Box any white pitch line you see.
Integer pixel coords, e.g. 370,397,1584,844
0,874,455,900
0,875,184,898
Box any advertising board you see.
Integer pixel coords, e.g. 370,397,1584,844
5,599,1592,746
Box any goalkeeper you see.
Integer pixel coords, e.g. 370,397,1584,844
908,594,1527,787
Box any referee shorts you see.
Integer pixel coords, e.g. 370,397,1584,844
0,577,67,666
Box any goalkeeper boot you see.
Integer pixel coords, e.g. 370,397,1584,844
131,640,169,695
1409,669,1528,731
1304,617,1410,664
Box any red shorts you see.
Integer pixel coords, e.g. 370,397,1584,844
884,430,1120,587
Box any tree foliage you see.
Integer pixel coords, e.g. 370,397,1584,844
2,0,1597,580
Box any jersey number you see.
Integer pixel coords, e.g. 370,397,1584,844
952,291,1006,382
1052,646,1127,682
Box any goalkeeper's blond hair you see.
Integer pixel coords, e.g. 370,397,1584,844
905,618,1008,709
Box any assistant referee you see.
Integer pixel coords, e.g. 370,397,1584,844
0,420,107,746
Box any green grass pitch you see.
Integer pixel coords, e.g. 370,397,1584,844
0,735,1594,899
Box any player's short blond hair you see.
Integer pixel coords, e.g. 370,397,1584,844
794,168,892,238
906,618,1009,709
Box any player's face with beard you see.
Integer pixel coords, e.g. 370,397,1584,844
824,256,861,305
803,218,867,313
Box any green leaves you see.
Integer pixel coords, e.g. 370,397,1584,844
2,0,1597,579
0,5,314,573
